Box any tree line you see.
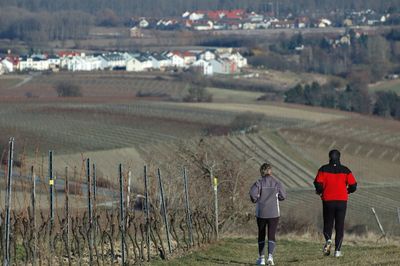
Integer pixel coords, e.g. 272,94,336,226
284,82,400,120
0,7,91,42
248,29,400,85
0,0,399,17
0,0,399,44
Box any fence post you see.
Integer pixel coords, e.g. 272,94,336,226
3,137,14,266
211,168,219,241
144,165,151,262
92,162,98,246
119,164,126,265
92,163,97,203
157,168,172,254
397,207,400,224
31,165,37,266
371,207,388,243
65,166,71,266
86,158,93,265
49,150,54,227
48,150,55,265
183,167,193,246
127,171,131,211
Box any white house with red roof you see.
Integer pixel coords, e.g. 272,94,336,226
1,56,19,72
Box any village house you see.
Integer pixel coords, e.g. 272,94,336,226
100,53,129,70
247,12,264,22
19,56,50,72
139,19,150,28
210,58,238,74
198,50,216,61
47,55,61,69
167,52,186,68
126,54,152,72
130,27,143,38
149,53,172,70
189,12,205,21
66,56,104,72
192,59,213,75
243,22,257,30
219,51,247,68
1,56,19,73
317,18,332,28
296,17,310,28
193,20,214,31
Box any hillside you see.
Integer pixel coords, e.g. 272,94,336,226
149,238,400,265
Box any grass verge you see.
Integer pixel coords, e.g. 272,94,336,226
149,237,400,265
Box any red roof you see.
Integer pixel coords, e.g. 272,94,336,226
225,9,245,19
207,11,222,20
171,51,196,58
196,9,245,21
57,51,80,58
4,56,19,65
182,51,196,57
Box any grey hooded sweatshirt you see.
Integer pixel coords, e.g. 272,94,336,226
249,175,286,219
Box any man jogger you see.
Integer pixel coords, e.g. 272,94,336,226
314,149,357,257
250,163,286,265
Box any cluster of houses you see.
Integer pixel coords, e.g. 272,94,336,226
0,48,247,76
130,10,333,33
129,8,394,35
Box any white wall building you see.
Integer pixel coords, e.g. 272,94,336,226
1,59,14,72
189,12,205,21
193,59,213,76
66,56,104,71
126,55,152,72
19,57,50,71
168,53,185,68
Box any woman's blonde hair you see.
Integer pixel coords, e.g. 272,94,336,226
260,163,272,176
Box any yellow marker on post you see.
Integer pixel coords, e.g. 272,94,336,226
49,179,54,186
213,176,218,190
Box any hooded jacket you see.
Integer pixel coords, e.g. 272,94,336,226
314,157,357,201
249,175,286,218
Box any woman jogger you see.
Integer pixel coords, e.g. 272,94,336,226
250,163,286,265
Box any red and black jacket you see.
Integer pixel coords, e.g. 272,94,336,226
314,162,357,201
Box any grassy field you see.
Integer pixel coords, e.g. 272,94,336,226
179,102,344,123
1,72,400,237
369,79,400,95
150,238,400,265
0,76,25,90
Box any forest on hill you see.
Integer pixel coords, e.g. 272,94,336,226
0,0,399,16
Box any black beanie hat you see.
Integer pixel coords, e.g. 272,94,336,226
329,149,341,164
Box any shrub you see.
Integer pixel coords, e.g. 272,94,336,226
183,85,212,102
228,112,265,133
55,81,82,97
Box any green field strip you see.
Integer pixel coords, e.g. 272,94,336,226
351,191,400,213
257,135,315,184
282,128,400,163
245,135,309,187
0,113,179,152
231,135,299,188
215,136,250,163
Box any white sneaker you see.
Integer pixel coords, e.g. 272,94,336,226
323,239,332,256
266,254,274,266
256,256,265,265
334,251,342,257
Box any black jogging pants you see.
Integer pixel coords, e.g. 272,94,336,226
323,200,347,251
257,217,279,256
